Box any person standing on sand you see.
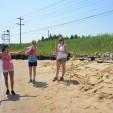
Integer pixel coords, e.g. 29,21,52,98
0,45,25,95
26,40,38,83
53,37,68,82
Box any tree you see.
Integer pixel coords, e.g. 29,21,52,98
65,35,69,40
53,35,57,39
58,34,63,38
70,35,74,39
74,34,79,39
41,36,44,41
82,35,85,38
49,34,53,39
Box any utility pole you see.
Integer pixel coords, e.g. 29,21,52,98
48,30,49,39
17,17,24,44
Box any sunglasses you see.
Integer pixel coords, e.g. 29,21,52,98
32,42,36,45
59,40,63,42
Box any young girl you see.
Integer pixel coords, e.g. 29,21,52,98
26,40,38,83
0,45,25,95
53,37,68,82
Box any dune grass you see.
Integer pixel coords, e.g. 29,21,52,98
9,34,113,55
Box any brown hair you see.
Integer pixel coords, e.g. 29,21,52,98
31,40,36,46
2,45,9,52
59,37,64,44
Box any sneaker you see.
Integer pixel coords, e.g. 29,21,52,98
59,77,64,81
6,90,10,95
11,90,16,95
28,79,32,83
33,79,36,83
53,77,58,82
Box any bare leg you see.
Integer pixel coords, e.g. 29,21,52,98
29,66,32,80
3,72,9,90
9,71,15,95
33,66,36,80
56,61,61,78
9,71,14,91
61,62,66,77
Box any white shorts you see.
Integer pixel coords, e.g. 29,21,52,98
3,69,14,73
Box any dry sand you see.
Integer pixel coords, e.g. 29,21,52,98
0,59,113,113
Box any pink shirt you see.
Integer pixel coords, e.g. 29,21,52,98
2,52,14,70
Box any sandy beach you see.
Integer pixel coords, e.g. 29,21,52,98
0,59,113,113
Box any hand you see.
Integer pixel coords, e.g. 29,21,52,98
23,47,27,51
54,47,58,52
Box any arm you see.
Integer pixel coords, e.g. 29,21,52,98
55,44,60,57
35,48,38,56
0,52,2,59
26,47,38,56
64,44,68,54
56,44,60,53
10,48,26,56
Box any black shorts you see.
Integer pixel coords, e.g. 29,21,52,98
28,62,37,67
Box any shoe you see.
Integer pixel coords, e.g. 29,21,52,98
33,79,35,83
59,77,64,81
53,77,58,82
28,79,32,83
6,90,10,95
11,90,16,95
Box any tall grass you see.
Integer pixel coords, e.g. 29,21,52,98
9,34,113,55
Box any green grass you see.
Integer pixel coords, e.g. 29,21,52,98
9,34,113,55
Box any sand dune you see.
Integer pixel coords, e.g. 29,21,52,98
0,60,113,113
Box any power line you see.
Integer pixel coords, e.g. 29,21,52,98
24,0,92,23
22,0,67,17
27,3,113,29
9,2,112,30
11,9,113,37
23,9,113,33
1,0,113,41
24,0,102,25
0,0,66,27
0,0,110,31
0,18,16,27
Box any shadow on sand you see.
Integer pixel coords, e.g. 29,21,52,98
59,79,80,86
33,81,48,88
0,94,38,105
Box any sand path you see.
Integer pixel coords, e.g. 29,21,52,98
0,60,113,113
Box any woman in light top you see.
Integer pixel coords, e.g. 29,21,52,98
53,37,68,81
0,45,25,95
26,40,38,83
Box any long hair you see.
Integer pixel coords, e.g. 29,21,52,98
2,45,9,52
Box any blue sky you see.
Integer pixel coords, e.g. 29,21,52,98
0,0,113,43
